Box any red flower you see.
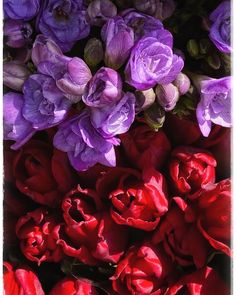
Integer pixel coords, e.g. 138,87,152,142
57,186,128,264
169,146,216,195
152,203,209,268
111,243,174,295
120,123,171,170
13,140,76,207
3,261,45,295
97,167,169,231
49,278,98,295
165,267,229,295
16,208,63,265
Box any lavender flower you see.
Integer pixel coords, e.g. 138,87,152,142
101,16,134,69
38,0,90,52
22,74,72,130
196,76,231,137
125,36,184,90
87,0,117,26
122,9,173,45
4,19,32,48
155,83,179,111
209,1,231,54
4,0,40,20
53,110,118,171
82,67,122,107
3,92,35,149
90,92,136,137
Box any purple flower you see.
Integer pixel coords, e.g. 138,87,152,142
101,16,134,69
209,1,231,54
155,83,179,111
91,92,136,138
53,110,118,171
38,0,90,52
87,0,117,26
125,36,184,90
3,92,35,149
31,34,63,67
4,0,40,20
196,76,231,137
37,55,92,101
122,9,173,45
4,19,33,48
82,67,122,107
22,74,72,130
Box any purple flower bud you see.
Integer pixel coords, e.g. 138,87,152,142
90,92,135,137
3,62,31,91
38,0,90,52
31,34,63,67
3,92,35,150
84,38,104,68
122,9,173,45
22,74,72,130
87,0,117,26
82,67,122,107
37,55,92,102
209,1,231,54
155,83,179,111
196,76,231,137
173,72,191,95
101,16,134,69
125,37,184,90
135,88,156,113
53,110,118,171
134,0,176,21
4,19,32,48
4,0,40,20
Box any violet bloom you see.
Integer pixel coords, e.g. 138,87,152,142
4,19,33,48
209,1,231,54
101,16,134,69
196,76,231,137
91,92,135,138
22,74,72,130
122,9,173,45
38,0,90,52
82,67,122,107
125,36,184,90
87,0,117,26
3,92,35,150
4,0,40,20
53,110,118,171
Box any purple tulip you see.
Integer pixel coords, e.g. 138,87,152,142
38,0,90,52
209,1,231,53
134,0,176,21
22,74,72,130
101,16,134,69
82,67,122,107
3,92,35,150
90,91,135,138
4,19,32,48
3,62,31,91
196,76,231,137
125,36,184,90
53,110,118,171
4,0,40,20
31,34,63,67
122,9,173,45
87,0,117,26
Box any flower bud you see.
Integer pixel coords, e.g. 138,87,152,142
155,83,180,111
173,73,191,96
135,88,156,113
207,53,221,70
4,19,32,48
144,102,166,131
84,38,104,68
3,62,31,91
87,0,117,26
187,39,199,58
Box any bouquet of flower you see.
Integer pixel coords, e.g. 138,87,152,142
3,0,231,294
